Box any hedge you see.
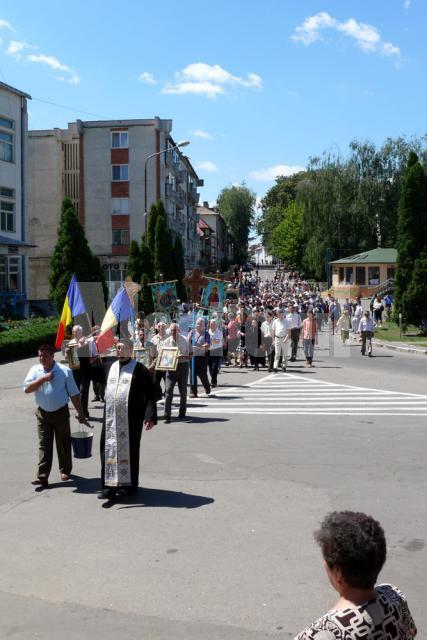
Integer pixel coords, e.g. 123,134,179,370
0,317,58,362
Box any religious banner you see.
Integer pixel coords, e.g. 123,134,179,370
150,281,178,314
200,278,228,310
183,268,209,303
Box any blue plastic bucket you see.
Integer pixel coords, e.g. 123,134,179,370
71,431,93,459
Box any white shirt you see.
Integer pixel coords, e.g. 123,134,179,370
286,312,302,329
261,320,274,338
359,317,375,333
162,334,190,360
273,317,291,337
209,328,223,349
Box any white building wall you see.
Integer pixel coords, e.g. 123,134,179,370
0,88,25,243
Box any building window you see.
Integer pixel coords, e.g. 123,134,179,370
0,199,15,232
0,256,21,291
112,165,129,181
0,186,15,198
0,116,14,161
111,198,129,214
111,131,128,148
112,229,130,246
368,266,380,285
345,267,354,284
103,264,127,299
355,266,366,285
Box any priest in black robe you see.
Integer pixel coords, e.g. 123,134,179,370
99,338,156,500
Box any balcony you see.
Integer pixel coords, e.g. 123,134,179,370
165,182,175,197
176,169,187,184
188,186,199,203
176,191,186,209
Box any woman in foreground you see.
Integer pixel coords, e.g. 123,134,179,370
295,511,417,639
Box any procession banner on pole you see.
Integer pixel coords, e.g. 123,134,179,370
150,281,178,315
200,278,228,310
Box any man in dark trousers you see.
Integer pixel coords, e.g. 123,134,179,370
99,338,157,500
189,317,211,397
24,344,86,486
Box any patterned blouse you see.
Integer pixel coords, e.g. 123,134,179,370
295,584,416,639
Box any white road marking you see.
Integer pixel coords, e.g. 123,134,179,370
196,373,427,416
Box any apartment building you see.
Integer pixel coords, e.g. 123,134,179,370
28,117,203,305
198,202,233,269
0,81,32,317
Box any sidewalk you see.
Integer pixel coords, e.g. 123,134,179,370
373,338,427,356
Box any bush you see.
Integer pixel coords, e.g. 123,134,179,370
0,317,58,362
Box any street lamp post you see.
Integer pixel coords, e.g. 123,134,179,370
144,140,190,216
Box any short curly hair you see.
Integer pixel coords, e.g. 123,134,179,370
314,511,387,589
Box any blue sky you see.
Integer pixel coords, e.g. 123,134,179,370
1,0,426,208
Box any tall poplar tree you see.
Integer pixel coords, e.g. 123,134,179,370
173,236,187,301
49,198,107,313
154,215,174,281
394,151,427,324
127,240,142,282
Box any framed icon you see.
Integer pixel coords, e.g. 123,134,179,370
67,344,80,370
133,347,152,367
155,346,179,371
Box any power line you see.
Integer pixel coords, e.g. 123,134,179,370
31,96,109,119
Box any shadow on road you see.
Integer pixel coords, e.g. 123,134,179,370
185,416,229,423
116,487,215,510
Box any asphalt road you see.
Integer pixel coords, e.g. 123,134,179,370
1,334,426,639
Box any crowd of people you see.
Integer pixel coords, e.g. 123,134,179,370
21,266,417,638
22,267,388,497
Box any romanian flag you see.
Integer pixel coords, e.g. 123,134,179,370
55,274,86,349
96,286,134,353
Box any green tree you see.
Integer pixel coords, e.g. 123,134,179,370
49,198,107,313
394,151,427,324
173,236,187,301
217,184,256,263
146,201,159,253
257,172,307,251
269,202,305,268
154,215,175,281
127,240,142,282
140,239,154,281
140,273,154,315
404,250,427,334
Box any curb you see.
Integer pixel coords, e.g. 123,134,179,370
373,340,427,356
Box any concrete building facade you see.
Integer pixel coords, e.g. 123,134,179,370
28,118,203,305
197,202,233,269
0,81,32,317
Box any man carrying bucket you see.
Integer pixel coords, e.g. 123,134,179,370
23,343,86,487
99,338,157,500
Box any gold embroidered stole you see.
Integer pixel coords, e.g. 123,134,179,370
104,359,137,487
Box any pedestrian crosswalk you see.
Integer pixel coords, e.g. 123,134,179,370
193,373,427,416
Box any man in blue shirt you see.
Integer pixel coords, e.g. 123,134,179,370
24,344,85,486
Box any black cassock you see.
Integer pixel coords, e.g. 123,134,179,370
100,361,157,490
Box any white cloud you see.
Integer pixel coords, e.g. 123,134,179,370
249,164,305,182
26,53,80,84
2,20,80,84
27,53,71,72
57,74,80,85
403,0,411,8
195,160,218,172
138,71,157,84
292,12,400,57
191,129,214,140
0,19,15,31
163,81,224,98
162,62,262,98
6,40,34,58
